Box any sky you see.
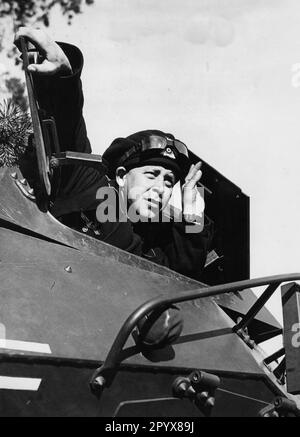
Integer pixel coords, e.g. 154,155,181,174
1,0,300,334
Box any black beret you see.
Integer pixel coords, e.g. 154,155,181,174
102,129,190,180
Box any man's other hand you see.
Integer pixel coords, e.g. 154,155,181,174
182,161,203,223
14,27,72,76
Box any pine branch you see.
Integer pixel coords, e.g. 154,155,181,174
0,99,32,167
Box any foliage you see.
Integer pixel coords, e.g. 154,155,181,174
0,99,32,167
0,0,94,29
1,0,94,64
5,77,28,111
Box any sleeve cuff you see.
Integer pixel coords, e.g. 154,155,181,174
56,42,84,79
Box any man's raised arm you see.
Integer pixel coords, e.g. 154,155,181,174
14,27,91,155
14,27,105,208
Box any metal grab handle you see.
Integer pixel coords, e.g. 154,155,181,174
90,273,300,392
50,151,105,170
20,36,52,199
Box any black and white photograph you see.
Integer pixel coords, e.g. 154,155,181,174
0,0,300,419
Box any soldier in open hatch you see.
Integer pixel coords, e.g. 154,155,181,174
15,27,213,280
15,28,213,347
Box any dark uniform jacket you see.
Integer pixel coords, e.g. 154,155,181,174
33,43,213,280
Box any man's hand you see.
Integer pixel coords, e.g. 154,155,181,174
14,27,72,76
182,161,203,223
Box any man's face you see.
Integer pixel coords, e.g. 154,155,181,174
121,165,176,220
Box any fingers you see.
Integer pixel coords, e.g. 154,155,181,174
14,26,73,76
27,60,59,75
14,27,38,52
185,161,202,181
14,27,47,53
184,161,202,188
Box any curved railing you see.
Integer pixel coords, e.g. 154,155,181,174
90,273,300,392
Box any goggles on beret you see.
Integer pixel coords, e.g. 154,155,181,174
118,135,189,166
